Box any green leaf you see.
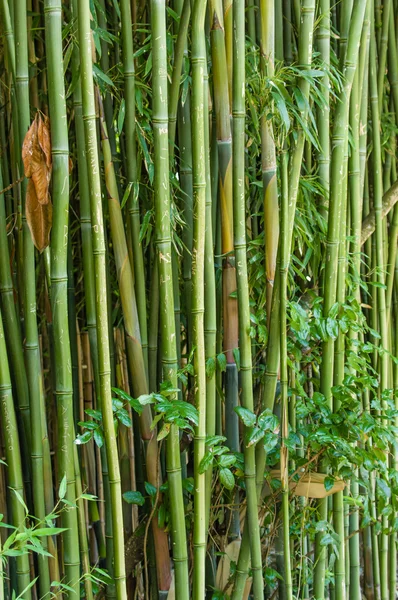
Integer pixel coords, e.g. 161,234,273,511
139,209,152,243
328,302,339,320
234,406,256,427
233,347,240,370
85,408,102,421
14,577,38,600
219,468,235,490
93,64,115,88
157,423,171,441
144,51,152,77
324,476,335,492
117,98,125,134
246,426,265,447
199,452,214,474
93,428,104,448
217,353,227,372
258,409,279,433
123,491,145,506
120,181,133,210
80,494,98,501
116,408,132,427
326,317,338,340
144,482,157,497
206,357,216,379
58,475,67,500
11,488,29,514
33,527,67,537
75,430,93,445
205,435,226,447
137,394,154,406
271,89,290,132
263,433,279,453
218,454,236,468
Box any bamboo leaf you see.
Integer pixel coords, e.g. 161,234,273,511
58,474,67,500
123,491,145,506
117,98,126,134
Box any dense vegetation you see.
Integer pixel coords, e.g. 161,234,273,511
0,0,397,598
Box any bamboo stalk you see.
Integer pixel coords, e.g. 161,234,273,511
44,1,80,592
151,0,189,592
232,0,263,593
314,3,367,597
0,306,31,598
77,2,127,597
191,0,207,593
120,0,149,376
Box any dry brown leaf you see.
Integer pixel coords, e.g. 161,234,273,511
22,114,39,179
26,179,52,252
264,470,346,499
22,112,52,205
38,114,52,169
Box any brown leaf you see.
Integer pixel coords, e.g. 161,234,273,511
22,113,52,205
26,179,52,252
22,114,39,179
37,114,52,170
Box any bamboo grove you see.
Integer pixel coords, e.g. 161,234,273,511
1,0,398,598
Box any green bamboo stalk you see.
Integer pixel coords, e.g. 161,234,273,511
316,0,330,219
99,94,173,591
151,0,189,593
97,0,117,160
74,444,94,600
234,0,317,576
359,1,371,194
260,0,279,323
233,0,318,592
247,0,256,45
210,0,240,539
191,0,207,593
314,3,367,597
232,0,264,593
279,150,292,600
0,307,31,599
168,0,191,152
204,68,217,537
255,0,316,525
177,95,194,350
348,65,363,600
333,153,348,600
15,0,38,480
71,9,116,588
44,0,80,592
0,115,32,493
148,259,160,393
77,1,127,596
1,153,51,596
67,239,80,424
377,0,392,113
121,0,149,376
339,1,353,68
282,0,293,63
369,11,390,598
0,0,16,83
